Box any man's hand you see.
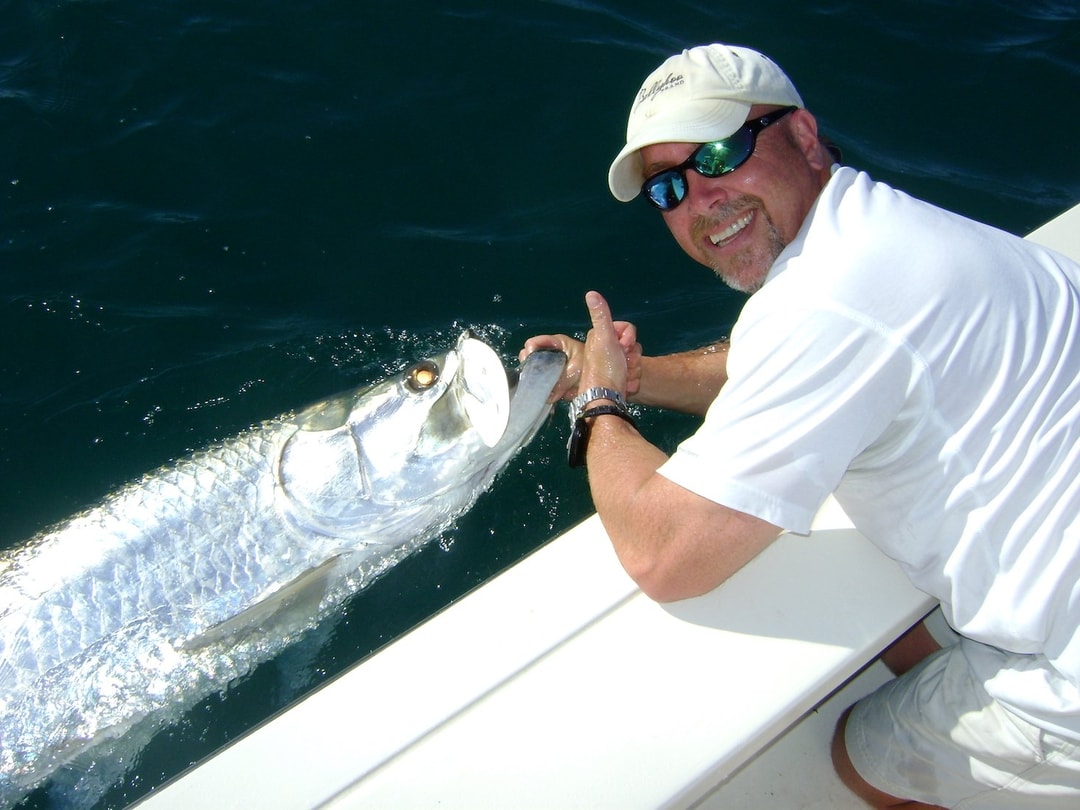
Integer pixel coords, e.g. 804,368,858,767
520,291,642,403
580,291,635,397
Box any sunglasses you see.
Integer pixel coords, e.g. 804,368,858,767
641,106,797,211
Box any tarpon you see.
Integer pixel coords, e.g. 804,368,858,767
0,333,565,807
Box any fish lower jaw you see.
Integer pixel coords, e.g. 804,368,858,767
708,212,753,246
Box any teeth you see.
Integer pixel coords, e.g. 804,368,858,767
709,213,753,245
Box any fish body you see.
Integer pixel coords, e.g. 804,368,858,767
0,334,565,806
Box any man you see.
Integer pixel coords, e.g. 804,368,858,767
521,44,1080,808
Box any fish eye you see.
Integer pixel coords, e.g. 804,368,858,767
405,360,440,392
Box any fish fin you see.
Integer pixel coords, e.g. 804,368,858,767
179,554,347,652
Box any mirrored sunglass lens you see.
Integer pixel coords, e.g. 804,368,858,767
645,170,685,210
694,129,753,177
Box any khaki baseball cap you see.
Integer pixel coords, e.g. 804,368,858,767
608,44,804,202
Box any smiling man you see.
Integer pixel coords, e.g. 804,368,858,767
522,44,1080,809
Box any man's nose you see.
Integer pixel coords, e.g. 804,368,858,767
682,169,731,213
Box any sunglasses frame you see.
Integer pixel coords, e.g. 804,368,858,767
641,106,798,211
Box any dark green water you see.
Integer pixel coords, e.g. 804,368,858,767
2,1,1077,806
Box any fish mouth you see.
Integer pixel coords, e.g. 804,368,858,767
453,332,566,450
501,347,565,438
456,332,512,448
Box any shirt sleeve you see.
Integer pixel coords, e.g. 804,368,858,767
659,299,921,534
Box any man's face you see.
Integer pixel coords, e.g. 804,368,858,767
639,107,829,294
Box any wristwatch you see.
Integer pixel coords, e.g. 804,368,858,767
568,386,628,423
566,388,637,468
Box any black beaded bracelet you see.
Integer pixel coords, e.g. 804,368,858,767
566,405,638,468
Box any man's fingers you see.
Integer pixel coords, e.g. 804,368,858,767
614,320,637,353
519,334,571,363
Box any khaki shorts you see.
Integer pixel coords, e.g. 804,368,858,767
846,640,1080,808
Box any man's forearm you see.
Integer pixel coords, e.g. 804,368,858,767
583,412,780,603
632,340,729,415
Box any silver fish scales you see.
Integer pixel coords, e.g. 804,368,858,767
0,333,565,807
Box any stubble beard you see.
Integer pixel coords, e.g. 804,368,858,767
693,202,788,295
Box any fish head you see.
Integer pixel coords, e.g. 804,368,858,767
355,331,512,482
278,332,565,534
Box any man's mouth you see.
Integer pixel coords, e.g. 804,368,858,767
708,211,754,246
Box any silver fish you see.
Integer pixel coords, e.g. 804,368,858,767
0,333,565,807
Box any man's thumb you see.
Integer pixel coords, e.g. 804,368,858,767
585,290,612,331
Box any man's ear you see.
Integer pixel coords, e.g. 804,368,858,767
789,109,833,171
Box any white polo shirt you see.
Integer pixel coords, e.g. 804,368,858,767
660,167,1080,738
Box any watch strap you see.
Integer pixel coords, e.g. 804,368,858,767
569,386,627,424
567,405,638,468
